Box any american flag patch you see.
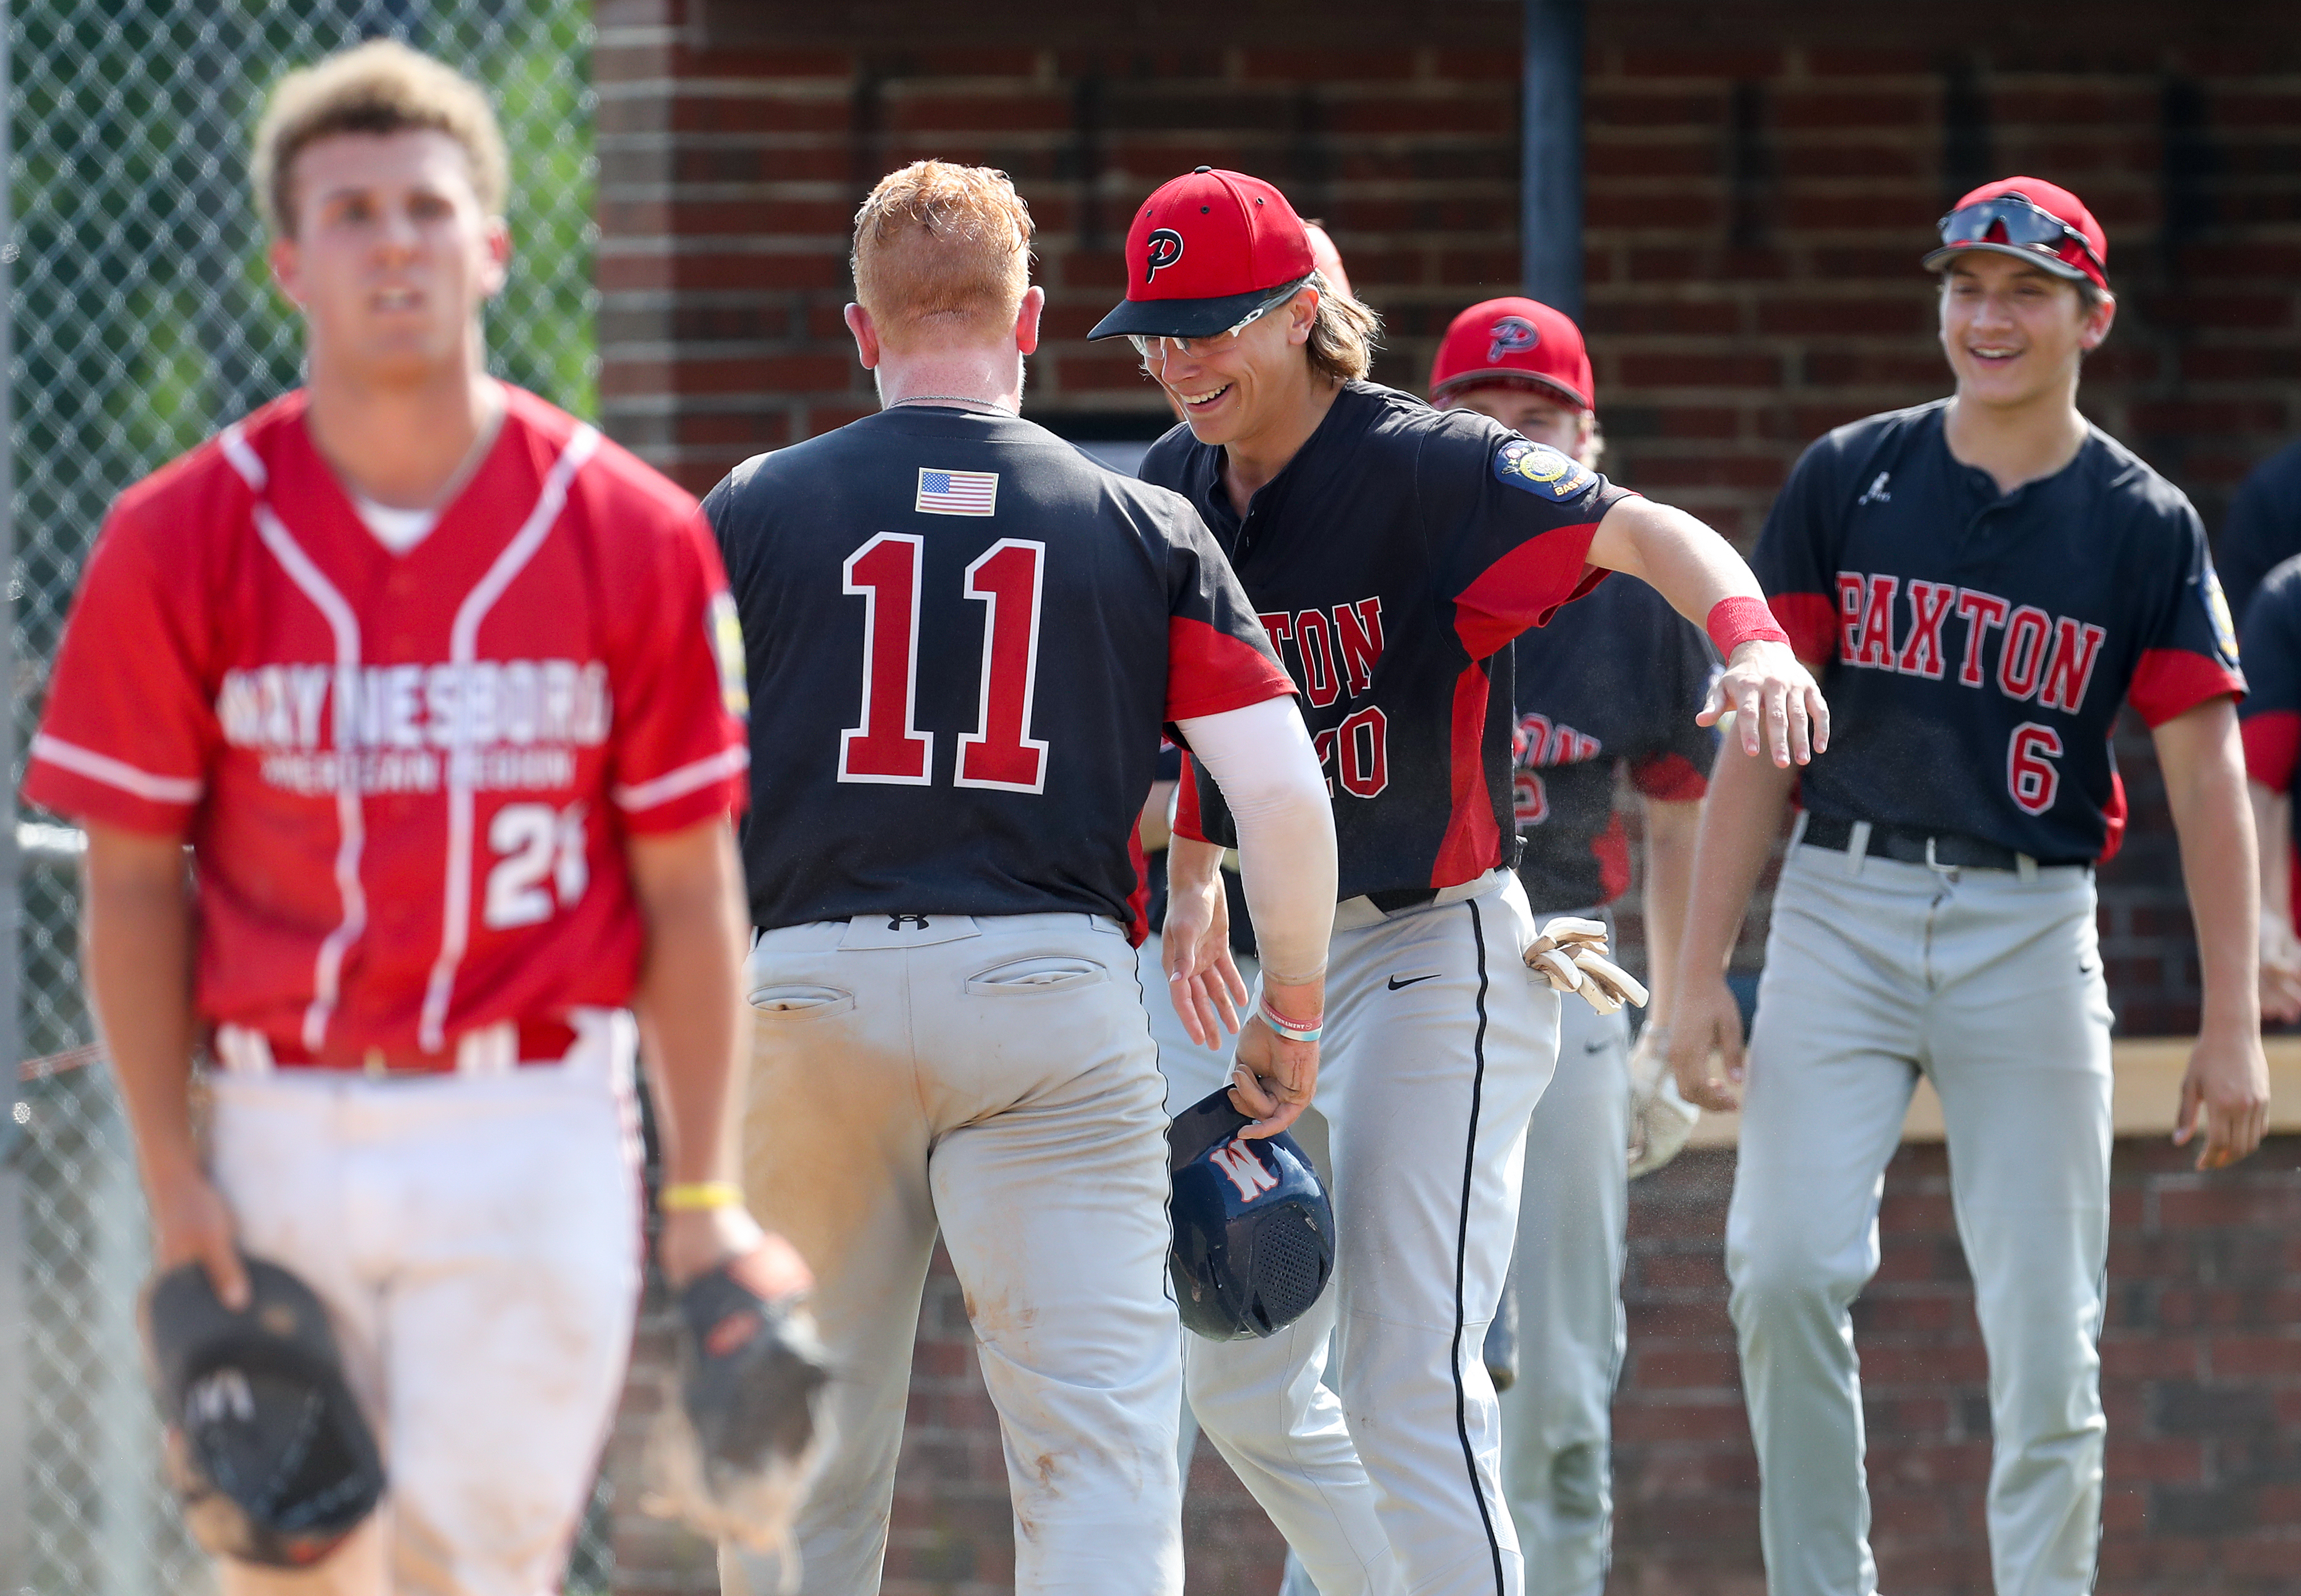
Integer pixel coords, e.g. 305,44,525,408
915,467,999,517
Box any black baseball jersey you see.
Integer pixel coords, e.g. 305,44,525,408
2216,440,2301,630
2237,553,2301,929
1145,380,1632,903
1757,400,2245,863
1512,577,1720,915
706,405,1293,933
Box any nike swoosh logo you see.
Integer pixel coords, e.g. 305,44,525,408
1585,1035,1609,1053
1387,973,1441,991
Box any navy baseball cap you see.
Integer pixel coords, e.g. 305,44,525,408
1089,167,1318,342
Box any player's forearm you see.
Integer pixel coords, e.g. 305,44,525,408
1586,497,1764,634
2158,703,2261,1038
81,825,202,1192
2249,781,2289,928
1638,798,1702,1025
629,821,752,1188
1177,698,1337,986
1679,746,1798,982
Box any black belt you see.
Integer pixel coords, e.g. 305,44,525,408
1800,814,2089,873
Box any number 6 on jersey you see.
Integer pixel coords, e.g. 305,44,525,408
838,531,1049,793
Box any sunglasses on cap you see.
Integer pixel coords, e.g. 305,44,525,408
1936,194,2104,271
1129,276,1316,361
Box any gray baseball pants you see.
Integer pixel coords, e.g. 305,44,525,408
731,911,1184,1596
1727,834,2112,1596
1500,962,1632,1596
1156,869,1560,1596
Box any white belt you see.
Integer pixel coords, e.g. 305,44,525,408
212,1008,630,1081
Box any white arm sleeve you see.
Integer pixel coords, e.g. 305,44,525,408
1173,696,1337,985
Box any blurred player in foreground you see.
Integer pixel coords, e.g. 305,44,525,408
23,41,779,1594
1091,165,1824,1596
1670,177,2267,1596
705,161,1336,1595
1432,297,1718,1596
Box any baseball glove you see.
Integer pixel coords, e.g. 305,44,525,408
1625,1024,1701,1179
640,1244,832,1572
1524,916,1650,1017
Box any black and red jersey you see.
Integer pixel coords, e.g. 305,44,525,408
1757,400,2244,863
1512,577,1719,915
705,404,1292,934
2237,553,2301,930
1146,379,1632,902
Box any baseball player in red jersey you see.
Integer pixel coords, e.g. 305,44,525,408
1090,167,1827,1596
1671,178,2268,1596
705,163,1337,1596
22,43,785,1594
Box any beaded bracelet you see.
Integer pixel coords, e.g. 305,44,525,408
1259,996,1324,1044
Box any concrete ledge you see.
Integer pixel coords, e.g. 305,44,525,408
1685,1035,2301,1148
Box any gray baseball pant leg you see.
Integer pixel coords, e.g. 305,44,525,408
1500,986,1632,1596
1188,872,1558,1596
1144,935,1389,1596
734,913,1184,1596
1727,845,2112,1596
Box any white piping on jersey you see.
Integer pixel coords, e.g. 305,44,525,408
218,426,269,492
611,743,750,813
418,424,601,1055
28,733,204,805
225,422,370,1053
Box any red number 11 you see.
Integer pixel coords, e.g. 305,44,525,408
838,533,1048,793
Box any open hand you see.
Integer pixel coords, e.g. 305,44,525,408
1700,639,1829,768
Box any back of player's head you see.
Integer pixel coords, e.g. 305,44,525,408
851,162,1034,350
252,40,508,239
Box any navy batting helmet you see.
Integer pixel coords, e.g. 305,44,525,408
141,1257,384,1568
1168,1086,1336,1340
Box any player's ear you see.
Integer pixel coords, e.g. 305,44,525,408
1285,286,1320,349
2078,288,2116,353
477,213,512,301
268,234,306,311
1013,284,1046,357
843,303,881,370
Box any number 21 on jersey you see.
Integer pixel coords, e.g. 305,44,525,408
838,532,1050,793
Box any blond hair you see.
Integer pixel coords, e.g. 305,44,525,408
852,162,1034,347
252,40,508,237
1304,271,1382,384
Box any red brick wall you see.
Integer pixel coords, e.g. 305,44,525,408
1614,1139,2301,1596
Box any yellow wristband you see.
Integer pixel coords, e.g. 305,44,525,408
658,1180,744,1212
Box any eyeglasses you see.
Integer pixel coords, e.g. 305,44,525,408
1128,277,1316,361
1936,195,2103,271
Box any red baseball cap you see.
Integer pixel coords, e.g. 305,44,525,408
1088,167,1317,341
1429,297,1594,411
1924,177,2108,289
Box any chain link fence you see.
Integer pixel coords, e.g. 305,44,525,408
7,3,602,1590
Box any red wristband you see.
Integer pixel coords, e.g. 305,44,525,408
1706,595,1791,656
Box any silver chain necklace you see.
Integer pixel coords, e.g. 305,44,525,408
890,395,1013,416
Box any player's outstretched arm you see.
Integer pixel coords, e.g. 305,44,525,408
1176,697,1337,1138
1666,746,1799,1113
1586,497,1829,769
2155,698,2272,1169
83,824,249,1309
628,820,809,1293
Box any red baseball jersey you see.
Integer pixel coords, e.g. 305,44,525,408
23,385,749,1063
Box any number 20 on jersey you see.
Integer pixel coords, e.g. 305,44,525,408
838,532,1050,793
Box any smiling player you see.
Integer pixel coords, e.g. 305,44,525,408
1090,166,1826,1596
1670,177,2267,1596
